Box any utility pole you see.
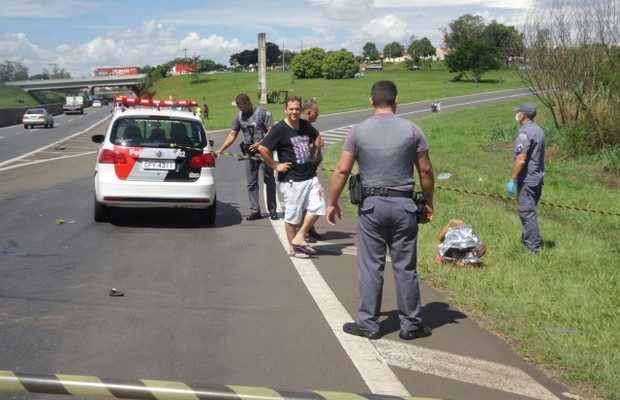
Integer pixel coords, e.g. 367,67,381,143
183,48,187,59
258,33,267,104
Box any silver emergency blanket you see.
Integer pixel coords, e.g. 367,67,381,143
438,226,484,264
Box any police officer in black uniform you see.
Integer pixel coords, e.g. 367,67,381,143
326,80,435,340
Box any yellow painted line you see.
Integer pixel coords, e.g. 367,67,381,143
229,385,284,400
141,380,200,400
0,371,28,394
312,391,367,400
56,374,114,398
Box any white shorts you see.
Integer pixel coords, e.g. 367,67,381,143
280,176,326,225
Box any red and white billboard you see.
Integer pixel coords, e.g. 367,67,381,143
94,67,140,76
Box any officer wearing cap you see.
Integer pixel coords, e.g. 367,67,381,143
326,80,435,340
507,103,545,254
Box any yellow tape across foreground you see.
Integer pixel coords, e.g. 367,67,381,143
0,370,442,400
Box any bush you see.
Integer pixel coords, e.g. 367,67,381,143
322,50,359,79
291,48,326,79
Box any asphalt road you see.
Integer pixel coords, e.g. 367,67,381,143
0,106,113,164
0,93,575,400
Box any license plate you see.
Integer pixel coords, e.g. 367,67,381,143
142,159,175,170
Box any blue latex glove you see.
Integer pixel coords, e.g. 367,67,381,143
506,179,516,196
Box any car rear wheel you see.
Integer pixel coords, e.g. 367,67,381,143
197,198,216,224
94,198,110,222
24,124,28,129
50,121,54,128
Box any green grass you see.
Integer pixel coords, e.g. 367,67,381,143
0,85,41,108
322,99,619,400
151,68,524,131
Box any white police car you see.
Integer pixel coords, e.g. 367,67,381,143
91,98,216,223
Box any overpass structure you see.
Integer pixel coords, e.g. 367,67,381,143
5,74,145,93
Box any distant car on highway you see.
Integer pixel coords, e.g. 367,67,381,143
365,63,383,71
407,65,420,71
91,98,217,223
22,108,54,129
92,100,102,108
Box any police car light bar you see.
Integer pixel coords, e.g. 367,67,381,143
115,97,198,109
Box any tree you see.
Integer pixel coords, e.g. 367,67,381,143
265,42,281,66
47,63,71,79
441,14,485,50
322,50,359,79
0,60,29,83
362,42,380,61
383,41,404,58
291,47,326,79
229,42,281,67
442,14,520,80
484,21,524,65
230,49,258,67
517,0,619,152
135,64,167,97
408,37,436,60
445,39,501,82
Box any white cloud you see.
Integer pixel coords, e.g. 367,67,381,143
373,0,533,8
0,0,105,18
310,0,375,20
0,33,55,72
361,14,411,42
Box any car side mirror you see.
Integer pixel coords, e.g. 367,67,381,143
91,134,104,143
209,140,214,147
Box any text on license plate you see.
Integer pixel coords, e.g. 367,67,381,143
142,159,176,170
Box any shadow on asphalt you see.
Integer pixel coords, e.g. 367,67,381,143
379,302,467,334
108,200,242,228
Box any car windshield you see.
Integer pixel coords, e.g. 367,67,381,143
110,117,207,149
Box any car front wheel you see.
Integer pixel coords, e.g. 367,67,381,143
24,124,28,129
94,198,110,222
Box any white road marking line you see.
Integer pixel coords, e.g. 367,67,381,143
265,186,409,396
0,151,96,172
0,115,110,168
262,122,558,399
376,340,558,400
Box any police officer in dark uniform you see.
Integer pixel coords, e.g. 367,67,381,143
507,103,545,254
326,80,435,340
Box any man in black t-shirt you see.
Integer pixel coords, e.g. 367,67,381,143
258,96,325,258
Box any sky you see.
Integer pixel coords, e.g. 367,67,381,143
0,0,534,77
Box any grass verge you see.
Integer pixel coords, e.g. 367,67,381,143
151,68,524,131
321,99,619,400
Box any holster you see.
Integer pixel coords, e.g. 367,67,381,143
348,174,363,205
414,192,427,222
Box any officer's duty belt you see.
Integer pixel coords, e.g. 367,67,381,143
364,187,413,198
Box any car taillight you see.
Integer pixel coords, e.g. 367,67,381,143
99,149,128,165
190,153,215,168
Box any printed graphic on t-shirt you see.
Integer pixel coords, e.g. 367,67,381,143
291,135,311,164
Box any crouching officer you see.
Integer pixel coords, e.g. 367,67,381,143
326,80,435,340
